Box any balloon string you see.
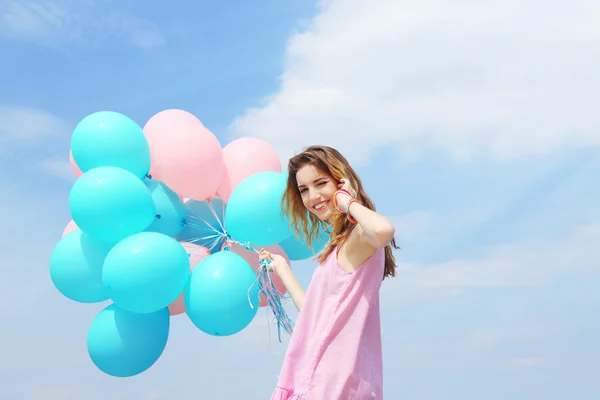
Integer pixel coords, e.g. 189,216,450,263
222,236,295,341
182,221,222,236
182,219,226,252
186,214,223,234
206,198,227,233
266,305,272,352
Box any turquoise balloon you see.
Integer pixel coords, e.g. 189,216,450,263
280,224,331,260
68,166,156,243
87,304,169,377
185,251,259,336
143,179,186,237
225,171,289,247
177,196,226,251
103,232,189,313
49,229,113,303
71,111,150,178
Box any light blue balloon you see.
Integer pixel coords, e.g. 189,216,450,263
177,196,226,251
103,232,189,314
225,171,289,247
280,223,331,260
49,229,113,303
71,111,150,178
87,304,169,377
185,251,259,336
143,179,186,237
68,166,156,243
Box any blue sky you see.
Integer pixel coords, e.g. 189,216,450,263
1,0,599,399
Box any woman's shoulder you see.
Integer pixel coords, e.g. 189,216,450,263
332,239,383,276
335,229,380,270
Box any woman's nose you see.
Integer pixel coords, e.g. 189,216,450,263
309,189,320,202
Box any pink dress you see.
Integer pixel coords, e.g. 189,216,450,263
271,246,385,399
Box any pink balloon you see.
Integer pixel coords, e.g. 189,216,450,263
69,150,83,178
227,243,289,307
143,109,224,200
149,167,162,180
217,137,281,202
169,242,210,316
63,220,79,237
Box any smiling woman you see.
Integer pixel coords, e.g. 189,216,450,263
258,145,399,400
296,166,336,218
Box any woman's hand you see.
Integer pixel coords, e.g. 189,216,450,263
258,248,305,311
336,178,357,212
258,248,292,276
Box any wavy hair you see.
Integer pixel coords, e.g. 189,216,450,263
281,145,399,279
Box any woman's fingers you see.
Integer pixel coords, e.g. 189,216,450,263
258,249,272,260
341,178,350,190
338,178,356,197
258,249,274,271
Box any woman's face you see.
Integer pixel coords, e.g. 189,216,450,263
296,164,338,221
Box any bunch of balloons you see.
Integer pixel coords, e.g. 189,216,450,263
50,109,330,377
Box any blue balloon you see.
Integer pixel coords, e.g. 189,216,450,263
177,196,226,251
87,304,169,377
185,251,259,336
103,232,189,313
69,166,156,243
143,179,186,237
280,224,331,260
49,229,113,303
225,171,289,247
71,111,150,178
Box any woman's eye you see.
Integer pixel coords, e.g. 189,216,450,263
318,181,327,186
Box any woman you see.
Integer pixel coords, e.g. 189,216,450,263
259,145,399,399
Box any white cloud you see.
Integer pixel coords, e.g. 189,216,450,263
0,0,165,49
26,386,77,400
231,0,600,165
462,324,556,350
101,11,166,50
0,106,74,179
390,210,433,242
384,221,600,302
35,156,75,181
506,356,547,368
0,106,70,144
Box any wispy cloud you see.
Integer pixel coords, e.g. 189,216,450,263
34,156,75,181
100,11,166,50
26,386,77,400
0,106,70,145
0,106,73,179
230,0,600,165
506,356,548,368
385,221,600,303
390,210,433,242
0,0,165,49
462,324,556,351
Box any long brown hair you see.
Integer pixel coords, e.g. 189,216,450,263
281,145,399,279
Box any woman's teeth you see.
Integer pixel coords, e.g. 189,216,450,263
314,201,328,210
